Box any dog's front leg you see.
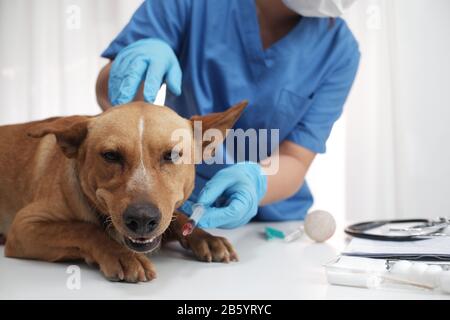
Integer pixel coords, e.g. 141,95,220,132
165,212,238,263
5,205,156,282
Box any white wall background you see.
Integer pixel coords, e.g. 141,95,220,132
309,0,450,227
0,0,143,120
0,0,449,227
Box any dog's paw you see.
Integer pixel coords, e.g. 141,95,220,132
96,250,156,283
182,230,238,263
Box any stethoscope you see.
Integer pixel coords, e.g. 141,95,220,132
344,217,450,241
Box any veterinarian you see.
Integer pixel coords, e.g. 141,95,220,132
96,0,360,229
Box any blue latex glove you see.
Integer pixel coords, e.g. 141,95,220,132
182,162,268,229
108,38,182,106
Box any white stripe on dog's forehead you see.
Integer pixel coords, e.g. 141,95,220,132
127,117,152,192
139,117,145,139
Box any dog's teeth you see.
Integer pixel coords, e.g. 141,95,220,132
127,236,155,244
128,237,156,244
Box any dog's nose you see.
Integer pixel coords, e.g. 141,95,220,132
123,203,161,235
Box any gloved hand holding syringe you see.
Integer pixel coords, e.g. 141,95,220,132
180,162,268,232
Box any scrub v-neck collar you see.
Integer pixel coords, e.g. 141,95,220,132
238,0,313,70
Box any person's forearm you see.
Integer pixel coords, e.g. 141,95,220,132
96,62,113,111
259,154,307,205
259,141,316,206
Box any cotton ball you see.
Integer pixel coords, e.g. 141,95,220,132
423,265,443,287
439,271,450,294
408,262,429,282
304,210,336,242
390,260,412,275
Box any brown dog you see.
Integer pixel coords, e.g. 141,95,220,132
0,101,247,282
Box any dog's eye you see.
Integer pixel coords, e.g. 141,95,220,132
163,149,183,163
101,151,123,163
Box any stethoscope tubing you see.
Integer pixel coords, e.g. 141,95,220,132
344,219,432,241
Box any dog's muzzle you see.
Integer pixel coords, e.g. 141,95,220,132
122,202,162,253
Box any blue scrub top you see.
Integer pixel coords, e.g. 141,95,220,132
102,0,360,221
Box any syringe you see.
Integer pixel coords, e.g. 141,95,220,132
182,203,205,236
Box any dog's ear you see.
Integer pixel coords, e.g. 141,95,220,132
28,116,92,158
190,100,248,160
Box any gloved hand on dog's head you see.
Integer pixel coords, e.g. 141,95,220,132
108,38,182,106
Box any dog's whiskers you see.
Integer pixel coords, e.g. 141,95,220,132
103,216,113,227
105,220,114,232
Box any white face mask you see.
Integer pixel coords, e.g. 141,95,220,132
282,0,357,18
